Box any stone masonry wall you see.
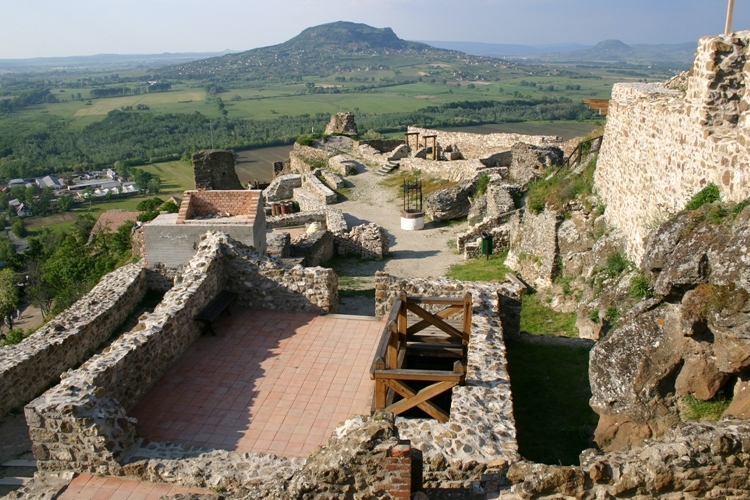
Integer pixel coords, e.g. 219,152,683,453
504,210,561,289
25,231,338,474
407,126,560,160
335,223,390,259
374,273,522,485
596,32,750,264
25,238,226,474
289,144,330,174
0,264,147,418
302,173,337,204
192,149,243,190
263,174,302,202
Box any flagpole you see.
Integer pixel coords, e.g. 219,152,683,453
725,0,735,34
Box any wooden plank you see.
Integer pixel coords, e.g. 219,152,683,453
407,296,464,306
406,343,464,357
406,302,464,339
398,292,408,337
373,369,463,382
406,306,462,335
384,379,452,422
369,300,400,375
462,291,472,342
387,329,399,369
410,334,463,345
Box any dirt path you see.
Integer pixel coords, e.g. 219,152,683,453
336,167,468,280
332,166,469,315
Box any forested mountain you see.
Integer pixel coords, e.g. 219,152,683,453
157,21,486,81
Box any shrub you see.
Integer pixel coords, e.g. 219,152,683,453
685,183,720,211
3,328,25,345
605,306,619,324
158,201,179,213
475,173,490,197
629,272,653,300
603,252,629,278
136,197,164,212
589,309,600,322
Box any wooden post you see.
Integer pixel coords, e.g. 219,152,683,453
387,329,399,369
375,357,386,409
726,0,735,34
432,136,437,160
462,291,472,345
398,291,408,337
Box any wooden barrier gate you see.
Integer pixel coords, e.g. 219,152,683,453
370,291,472,422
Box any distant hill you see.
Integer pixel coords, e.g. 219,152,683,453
0,52,236,71
533,39,696,66
157,21,478,81
418,41,590,58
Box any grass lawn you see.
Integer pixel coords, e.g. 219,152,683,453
24,195,150,235
446,253,512,281
520,293,578,337
505,337,597,465
139,160,195,194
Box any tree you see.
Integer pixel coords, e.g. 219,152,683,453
9,186,25,203
133,169,154,192
11,219,26,238
146,177,161,194
57,194,73,212
0,268,20,331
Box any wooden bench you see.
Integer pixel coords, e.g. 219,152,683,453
194,290,237,336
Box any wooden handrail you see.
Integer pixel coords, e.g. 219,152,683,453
563,135,603,169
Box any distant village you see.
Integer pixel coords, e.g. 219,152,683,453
3,169,138,218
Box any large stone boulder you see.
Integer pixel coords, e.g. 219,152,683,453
509,142,564,186
588,203,750,450
324,112,358,136
192,149,243,190
423,180,476,222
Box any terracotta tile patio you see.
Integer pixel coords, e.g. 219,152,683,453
58,474,210,500
130,309,383,457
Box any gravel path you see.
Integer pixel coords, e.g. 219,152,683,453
336,167,468,280
333,166,469,315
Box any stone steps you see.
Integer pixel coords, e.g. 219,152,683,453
374,161,399,176
0,459,37,489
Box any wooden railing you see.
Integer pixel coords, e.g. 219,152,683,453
370,291,472,422
563,135,603,169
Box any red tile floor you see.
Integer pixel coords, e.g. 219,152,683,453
58,474,210,500
130,310,383,457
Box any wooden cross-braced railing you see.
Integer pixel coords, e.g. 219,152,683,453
370,291,472,422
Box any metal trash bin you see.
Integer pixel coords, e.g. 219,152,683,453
480,232,493,260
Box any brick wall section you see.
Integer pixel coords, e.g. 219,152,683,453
176,190,261,224
0,264,147,418
595,32,750,263
377,443,413,499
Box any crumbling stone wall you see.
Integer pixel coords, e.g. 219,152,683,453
596,32,750,264
266,207,348,234
505,210,561,289
0,264,147,418
507,420,750,499
324,112,358,136
192,149,243,190
407,126,560,161
263,174,302,201
328,154,365,175
25,231,338,474
301,173,337,204
335,223,389,259
288,144,330,174
508,142,564,185
374,273,523,486
290,230,335,267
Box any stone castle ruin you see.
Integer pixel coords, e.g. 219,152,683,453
596,31,750,264
7,32,750,500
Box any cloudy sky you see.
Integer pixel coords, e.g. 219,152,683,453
1,0,748,59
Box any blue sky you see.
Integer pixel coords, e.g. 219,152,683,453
0,0,748,59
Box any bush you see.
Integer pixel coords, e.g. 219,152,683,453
603,252,629,278
474,173,490,197
3,328,25,345
136,197,164,212
11,219,26,238
158,201,179,213
685,183,720,211
629,272,653,300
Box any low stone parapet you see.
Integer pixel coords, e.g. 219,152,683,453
335,223,389,259
263,174,302,201
302,173,337,204
0,263,147,418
